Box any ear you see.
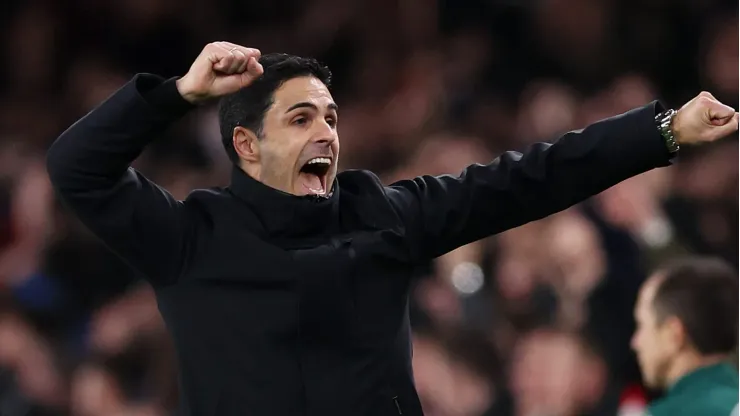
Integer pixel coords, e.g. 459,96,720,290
233,126,260,163
660,316,687,353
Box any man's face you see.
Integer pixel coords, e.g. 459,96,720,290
631,275,678,389
252,76,339,197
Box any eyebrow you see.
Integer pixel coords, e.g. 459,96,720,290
285,102,339,114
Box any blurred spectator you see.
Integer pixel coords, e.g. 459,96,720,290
413,328,504,416
0,309,66,415
700,17,739,103
509,329,610,416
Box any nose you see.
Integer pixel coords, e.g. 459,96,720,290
630,332,638,351
313,135,336,146
311,120,337,145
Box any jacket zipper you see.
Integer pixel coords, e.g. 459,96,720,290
392,396,403,415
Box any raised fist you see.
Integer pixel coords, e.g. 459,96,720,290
673,91,739,145
176,42,263,104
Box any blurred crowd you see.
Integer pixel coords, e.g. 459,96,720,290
0,0,737,415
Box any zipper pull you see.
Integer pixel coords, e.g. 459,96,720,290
392,396,403,415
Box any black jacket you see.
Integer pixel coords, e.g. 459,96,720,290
46,74,672,416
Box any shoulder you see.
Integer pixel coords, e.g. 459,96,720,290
183,186,231,203
181,187,252,227
337,169,401,209
337,169,386,195
337,169,420,212
336,169,410,230
647,398,680,416
649,391,738,416
336,168,439,199
182,187,230,213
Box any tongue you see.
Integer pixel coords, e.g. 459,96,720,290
298,172,324,194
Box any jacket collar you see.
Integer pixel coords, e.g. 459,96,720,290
226,166,340,238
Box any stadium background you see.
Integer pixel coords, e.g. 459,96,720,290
0,0,737,415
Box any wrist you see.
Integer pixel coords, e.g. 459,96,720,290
139,75,196,116
175,77,204,105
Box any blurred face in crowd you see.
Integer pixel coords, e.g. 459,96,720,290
70,364,124,416
412,335,494,416
235,76,340,197
510,330,605,416
631,274,681,389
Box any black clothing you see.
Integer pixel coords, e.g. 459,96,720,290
46,74,671,416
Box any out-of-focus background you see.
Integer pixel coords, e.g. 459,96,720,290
0,0,737,415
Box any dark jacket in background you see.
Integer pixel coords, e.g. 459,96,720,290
46,74,671,416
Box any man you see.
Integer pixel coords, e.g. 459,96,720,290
46,42,738,416
632,257,739,416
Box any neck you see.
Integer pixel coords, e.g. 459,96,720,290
665,351,728,387
239,161,260,181
238,162,294,195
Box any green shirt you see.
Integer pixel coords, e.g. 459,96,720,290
648,363,739,416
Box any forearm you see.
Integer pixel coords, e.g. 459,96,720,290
490,101,672,221
45,74,197,283
46,74,193,193
390,100,673,259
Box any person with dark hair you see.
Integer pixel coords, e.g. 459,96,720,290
632,256,739,416
46,42,738,416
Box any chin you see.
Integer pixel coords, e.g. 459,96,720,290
642,370,665,390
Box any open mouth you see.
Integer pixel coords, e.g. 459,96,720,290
298,157,332,196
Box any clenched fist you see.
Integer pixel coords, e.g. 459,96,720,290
176,42,264,104
673,92,739,145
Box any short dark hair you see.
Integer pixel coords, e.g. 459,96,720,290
217,53,332,163
652,256,738,355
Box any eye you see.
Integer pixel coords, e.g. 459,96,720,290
293,117,308,126
326,117,337,128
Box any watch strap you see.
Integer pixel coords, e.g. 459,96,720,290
655,109,680,155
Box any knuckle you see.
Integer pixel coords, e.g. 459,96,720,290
699,91,715,101
205,43,221,54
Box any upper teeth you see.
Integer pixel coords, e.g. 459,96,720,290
307,157,331,165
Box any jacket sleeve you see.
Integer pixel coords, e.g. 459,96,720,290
46,74,197,285
385,101,673,261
